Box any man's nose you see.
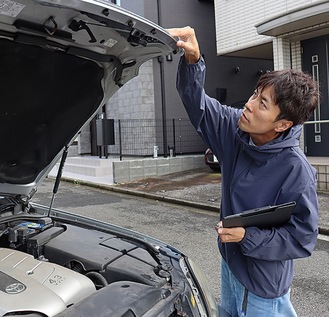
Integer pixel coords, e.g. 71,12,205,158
244,101,252,112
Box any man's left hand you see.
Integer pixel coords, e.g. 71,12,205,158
215,221,245,243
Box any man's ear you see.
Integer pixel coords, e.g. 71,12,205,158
275,120,293,132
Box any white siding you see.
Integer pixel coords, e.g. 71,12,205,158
290,41,302,70
214,0,321,55
273,38,291,69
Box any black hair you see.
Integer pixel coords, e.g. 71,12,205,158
256,69,319,125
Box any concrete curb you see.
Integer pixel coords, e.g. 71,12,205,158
58,176,219,212
56,176,328,236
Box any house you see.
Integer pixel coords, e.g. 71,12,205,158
214,0,329,157
60,0,329,187
78,0,273,158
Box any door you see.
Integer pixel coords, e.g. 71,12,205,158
302,36,329,156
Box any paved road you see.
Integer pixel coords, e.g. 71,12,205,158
33,177,329,317
113,168,329,234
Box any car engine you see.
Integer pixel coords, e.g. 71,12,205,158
0,215,186,317
0,247,96,316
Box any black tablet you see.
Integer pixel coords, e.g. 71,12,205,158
222,201,296,229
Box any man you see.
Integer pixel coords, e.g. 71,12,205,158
168,26,319,317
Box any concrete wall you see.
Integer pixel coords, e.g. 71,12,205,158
106,60,155,120
113,155,205,183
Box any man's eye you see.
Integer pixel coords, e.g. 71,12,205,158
252,90,259,98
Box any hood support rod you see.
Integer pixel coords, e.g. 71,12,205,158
47,145,69,216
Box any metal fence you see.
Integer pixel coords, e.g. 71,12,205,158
104,118,207,159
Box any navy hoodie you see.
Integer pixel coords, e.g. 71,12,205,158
176,56,318,298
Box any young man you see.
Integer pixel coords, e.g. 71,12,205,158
168,27,319,317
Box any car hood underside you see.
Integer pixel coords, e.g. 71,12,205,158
0,0,177,199
0,38,104,185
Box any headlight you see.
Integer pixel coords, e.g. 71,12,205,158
180,258,219,317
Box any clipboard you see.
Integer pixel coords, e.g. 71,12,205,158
222,201,296,229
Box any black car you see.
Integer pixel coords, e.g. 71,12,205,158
205,149,221,172
0,1,219,316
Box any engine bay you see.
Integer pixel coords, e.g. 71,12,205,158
0,213,180,317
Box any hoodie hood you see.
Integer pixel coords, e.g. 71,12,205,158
236,125,302,162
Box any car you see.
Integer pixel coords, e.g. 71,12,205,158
205,149,221,172
0,1,219,317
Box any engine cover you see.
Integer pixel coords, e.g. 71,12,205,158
0,248,96,316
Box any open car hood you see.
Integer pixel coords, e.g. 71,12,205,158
0,0,177,199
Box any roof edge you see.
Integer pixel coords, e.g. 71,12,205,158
256,1,329,36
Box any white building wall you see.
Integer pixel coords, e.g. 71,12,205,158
290,40,305,151
273,38,291,70
290,41,302,70
214,0,320,56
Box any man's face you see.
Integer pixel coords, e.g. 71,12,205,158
238,85,291,146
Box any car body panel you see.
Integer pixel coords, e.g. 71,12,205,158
205,149,221,172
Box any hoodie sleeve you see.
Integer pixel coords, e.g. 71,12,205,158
176,55,241,161
239,183,318,261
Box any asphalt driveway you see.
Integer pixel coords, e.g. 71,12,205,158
112,167,329,234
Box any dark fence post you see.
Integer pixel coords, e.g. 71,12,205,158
118,119,123,161
173,118,176,155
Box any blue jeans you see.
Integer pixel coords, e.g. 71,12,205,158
219,259,298,317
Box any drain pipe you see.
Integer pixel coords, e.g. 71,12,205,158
157,0,168,157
